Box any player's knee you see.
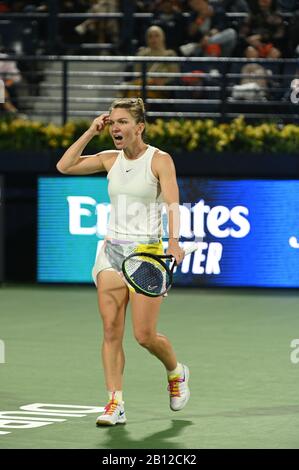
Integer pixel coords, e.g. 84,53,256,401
103,323,123,343
134,330,154,349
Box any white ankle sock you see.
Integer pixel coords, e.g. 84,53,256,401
167,362,183,378
108,390,123,403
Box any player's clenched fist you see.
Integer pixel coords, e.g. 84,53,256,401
88,113,110,136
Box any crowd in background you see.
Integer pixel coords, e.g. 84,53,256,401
1,0,299,116
1,0,299,56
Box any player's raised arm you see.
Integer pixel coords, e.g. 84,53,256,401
56,113,113,175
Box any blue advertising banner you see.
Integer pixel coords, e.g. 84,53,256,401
38,177,299,287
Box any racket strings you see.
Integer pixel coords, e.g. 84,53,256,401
124,255,170,295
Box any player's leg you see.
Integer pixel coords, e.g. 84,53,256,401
130,292,190,411
96,270,129,425
97,270,128,391
130,292,176,370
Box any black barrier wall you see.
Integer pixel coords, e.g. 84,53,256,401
4,174,37,283
1,150,299,177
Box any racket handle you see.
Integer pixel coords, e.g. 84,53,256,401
183,242,200,256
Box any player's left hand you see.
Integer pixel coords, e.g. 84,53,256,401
166,240,185,265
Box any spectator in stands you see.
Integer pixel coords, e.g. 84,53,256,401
230,63,271,101
0,51,22,114
239,0,287,58
0,86,18,114
174,67,221,112
59,0,90,50
135,25,179,89
217,0,251,55
150,0,187,53
282,73,299,112
75,0,120,50
181,0,237,57
122,25,179,106
221,0,250,32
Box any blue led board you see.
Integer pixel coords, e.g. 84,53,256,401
38,177,299,287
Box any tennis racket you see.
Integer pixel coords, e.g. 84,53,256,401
121,243,199,297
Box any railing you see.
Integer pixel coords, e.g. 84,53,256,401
1,55,298,124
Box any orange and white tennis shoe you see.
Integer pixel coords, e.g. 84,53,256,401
96,398,126,426
167,364,190,411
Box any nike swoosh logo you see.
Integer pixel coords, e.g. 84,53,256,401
148,285,158,291
119,411,125,417
126,169,132,172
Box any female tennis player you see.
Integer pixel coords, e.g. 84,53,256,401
56,98,190,426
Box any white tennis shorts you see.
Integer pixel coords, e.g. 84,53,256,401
92,238,163,288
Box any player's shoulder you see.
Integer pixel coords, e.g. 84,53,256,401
152,148,175,173
153,148,173,163
96,149,119,162
96,150,119,172
153,147,172,158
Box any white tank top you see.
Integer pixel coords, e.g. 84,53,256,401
106,145,163,241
